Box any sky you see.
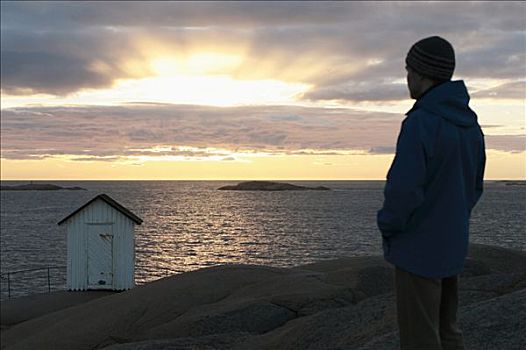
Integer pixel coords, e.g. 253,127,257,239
1,1,525,180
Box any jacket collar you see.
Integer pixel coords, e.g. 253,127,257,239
405,80,477,127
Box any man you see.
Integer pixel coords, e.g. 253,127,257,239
377,36,486,350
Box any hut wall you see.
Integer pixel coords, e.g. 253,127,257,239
66,198,135,291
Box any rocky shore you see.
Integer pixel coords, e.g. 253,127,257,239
1,243,525,350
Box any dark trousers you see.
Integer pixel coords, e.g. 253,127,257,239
395,267,465,350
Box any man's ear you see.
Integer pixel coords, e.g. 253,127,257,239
413,70,425,82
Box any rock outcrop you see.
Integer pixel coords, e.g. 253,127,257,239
218,181,330,191
0,184,86,191
1,243,525,350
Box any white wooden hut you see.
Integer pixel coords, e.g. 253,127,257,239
58,194,142,291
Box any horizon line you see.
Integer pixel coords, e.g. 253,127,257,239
1,179,524,182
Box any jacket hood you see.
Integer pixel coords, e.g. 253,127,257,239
408,80,477,127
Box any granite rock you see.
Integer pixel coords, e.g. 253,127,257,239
1,244,525,350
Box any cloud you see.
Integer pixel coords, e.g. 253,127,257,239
0,2,356,30
471,81,526,100
481,125,504,129
456,33,526,80
69,156,121,162
0,50,114,95
368,146,397,155
0,103,403,161
1,2,524,100
270,115,304,122
484,135,526,153
2,103,521,162
304,80,408,102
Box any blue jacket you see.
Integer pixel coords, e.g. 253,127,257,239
377,80,486,278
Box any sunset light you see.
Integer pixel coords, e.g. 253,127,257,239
112,74,311,106
1,4,525,348
150,53,244,76
1,1,524,180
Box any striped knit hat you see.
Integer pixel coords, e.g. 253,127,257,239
406,36,455,81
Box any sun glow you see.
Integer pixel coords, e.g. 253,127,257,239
150,53,244,76
113,74,310,106
0,75,311,108
127,52,313,106
1,52,313,108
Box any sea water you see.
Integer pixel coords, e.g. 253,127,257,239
1,180,525,299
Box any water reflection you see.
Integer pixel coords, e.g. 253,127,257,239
1,181,525,296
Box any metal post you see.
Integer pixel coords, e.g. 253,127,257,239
47,268,51,293
7,272,11,299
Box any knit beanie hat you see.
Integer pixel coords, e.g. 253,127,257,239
406,36,455,81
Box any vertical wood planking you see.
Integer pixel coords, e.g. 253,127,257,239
113,205,119,289
66,222,71,289
65,197,136,291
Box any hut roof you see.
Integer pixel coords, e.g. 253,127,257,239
57,193,143,226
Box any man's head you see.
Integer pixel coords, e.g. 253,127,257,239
405,36,455,99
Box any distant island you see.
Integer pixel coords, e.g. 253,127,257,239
218,181,330,191
495,180,526,186
0,184,87,191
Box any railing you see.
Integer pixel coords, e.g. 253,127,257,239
0,266,66,299
0,266,177,299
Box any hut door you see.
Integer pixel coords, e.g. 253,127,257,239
87,224,114,287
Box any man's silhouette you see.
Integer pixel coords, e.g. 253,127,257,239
377,36,486,350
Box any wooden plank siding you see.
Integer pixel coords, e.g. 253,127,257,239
65,198,136,291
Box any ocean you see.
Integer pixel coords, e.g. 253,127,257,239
1,180,525,299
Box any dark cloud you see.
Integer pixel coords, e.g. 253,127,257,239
1,50,112,95
0,2,357,30
456,33,526,80
1,2,525,99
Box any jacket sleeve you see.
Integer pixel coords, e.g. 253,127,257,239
377,114,427,238
473,132,486,209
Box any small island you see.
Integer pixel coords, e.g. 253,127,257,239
0,184,87,191
495,180,526,186
218,181,330,191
